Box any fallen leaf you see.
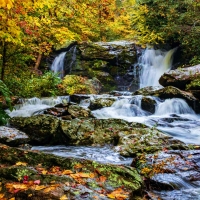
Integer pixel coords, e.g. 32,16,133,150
99,176,106,183
15,162,27,166
12,184,28,190
62,170,73,175
60,194,68,200
107,188,128,200
43,186,55,193
41,169,48,175
74,163,83,169
9,198,15,200
34,180,40,185
188,154,193,159
35,185,46,190
0,193,4,198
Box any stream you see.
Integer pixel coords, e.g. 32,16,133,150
7,48,200,199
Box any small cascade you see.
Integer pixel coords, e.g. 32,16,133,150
155,98,195,115
92,98,148,120
7,96,69,117
51,52,66,78
139,48,177,88
50,45,77,78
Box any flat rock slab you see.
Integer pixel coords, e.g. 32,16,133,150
0,126,29,146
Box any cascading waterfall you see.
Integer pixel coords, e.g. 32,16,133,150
139,48,177,88
51,45,77,78
51,52,66,78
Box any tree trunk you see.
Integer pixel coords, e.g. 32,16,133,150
34,53,42,70
1,41,6,81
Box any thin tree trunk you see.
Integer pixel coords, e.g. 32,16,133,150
34,53,42,70
1,41,6,81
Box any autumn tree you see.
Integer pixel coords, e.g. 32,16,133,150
131,0,200,64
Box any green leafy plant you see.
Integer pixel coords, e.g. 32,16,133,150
0,80,13,125
61,75,97,95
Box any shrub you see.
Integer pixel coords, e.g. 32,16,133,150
61,75,97,95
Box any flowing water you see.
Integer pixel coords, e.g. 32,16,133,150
51,52,67,78
139,48,176,88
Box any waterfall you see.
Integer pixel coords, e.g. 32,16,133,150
155,98,195,115
139,48,176,88
51,46,77,78
51,52,66,78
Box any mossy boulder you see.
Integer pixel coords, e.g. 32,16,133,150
68,104,92,118
159,64,200,90
9,115,64,145
89,97,116,110
0,144,143,199
115,127,188,157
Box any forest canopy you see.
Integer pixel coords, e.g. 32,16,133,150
0,0,200,93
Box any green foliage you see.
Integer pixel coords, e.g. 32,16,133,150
0,80,13,125
61,75,97,95
186,77,200,90
23,72,62,97
132,0,200,62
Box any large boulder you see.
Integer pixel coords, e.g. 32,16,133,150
159,64,200,90
9,115,64,145
0,126,29,146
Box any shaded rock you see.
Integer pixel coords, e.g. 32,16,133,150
115,127,187,157
9,115,65,145
133,86,163,96
68,104,92,118
0,144,143,199
0,126,29,146
44,107,68,117
159,64,200,90
70,94,90,104
141,96,157,114
88,98,116,110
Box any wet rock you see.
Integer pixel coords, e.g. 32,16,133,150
159,64,200,90
9,115,65,145
115,128,187,157
141,96,157,114
0,126,29,146
68,104,92,118
133,86,163,96
88,97,116,110
70,94,90,104
141,149,200,199
44,107,68,117
0,144,143,199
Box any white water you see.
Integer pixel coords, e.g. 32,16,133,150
7,96,69,117
139,48,176,88
51,52,66,78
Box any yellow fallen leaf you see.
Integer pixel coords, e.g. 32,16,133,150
43,186,55,193
89,173,95,178
60,194,68,200
15,162,27,166
0,193,4,198
41,170,48,175
9,198,15,200
35,185,46,190
28,194,33,197
107,193,115,199
12,184,28,190
99,176,106,182
74,163,83,169
62,170,73,175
